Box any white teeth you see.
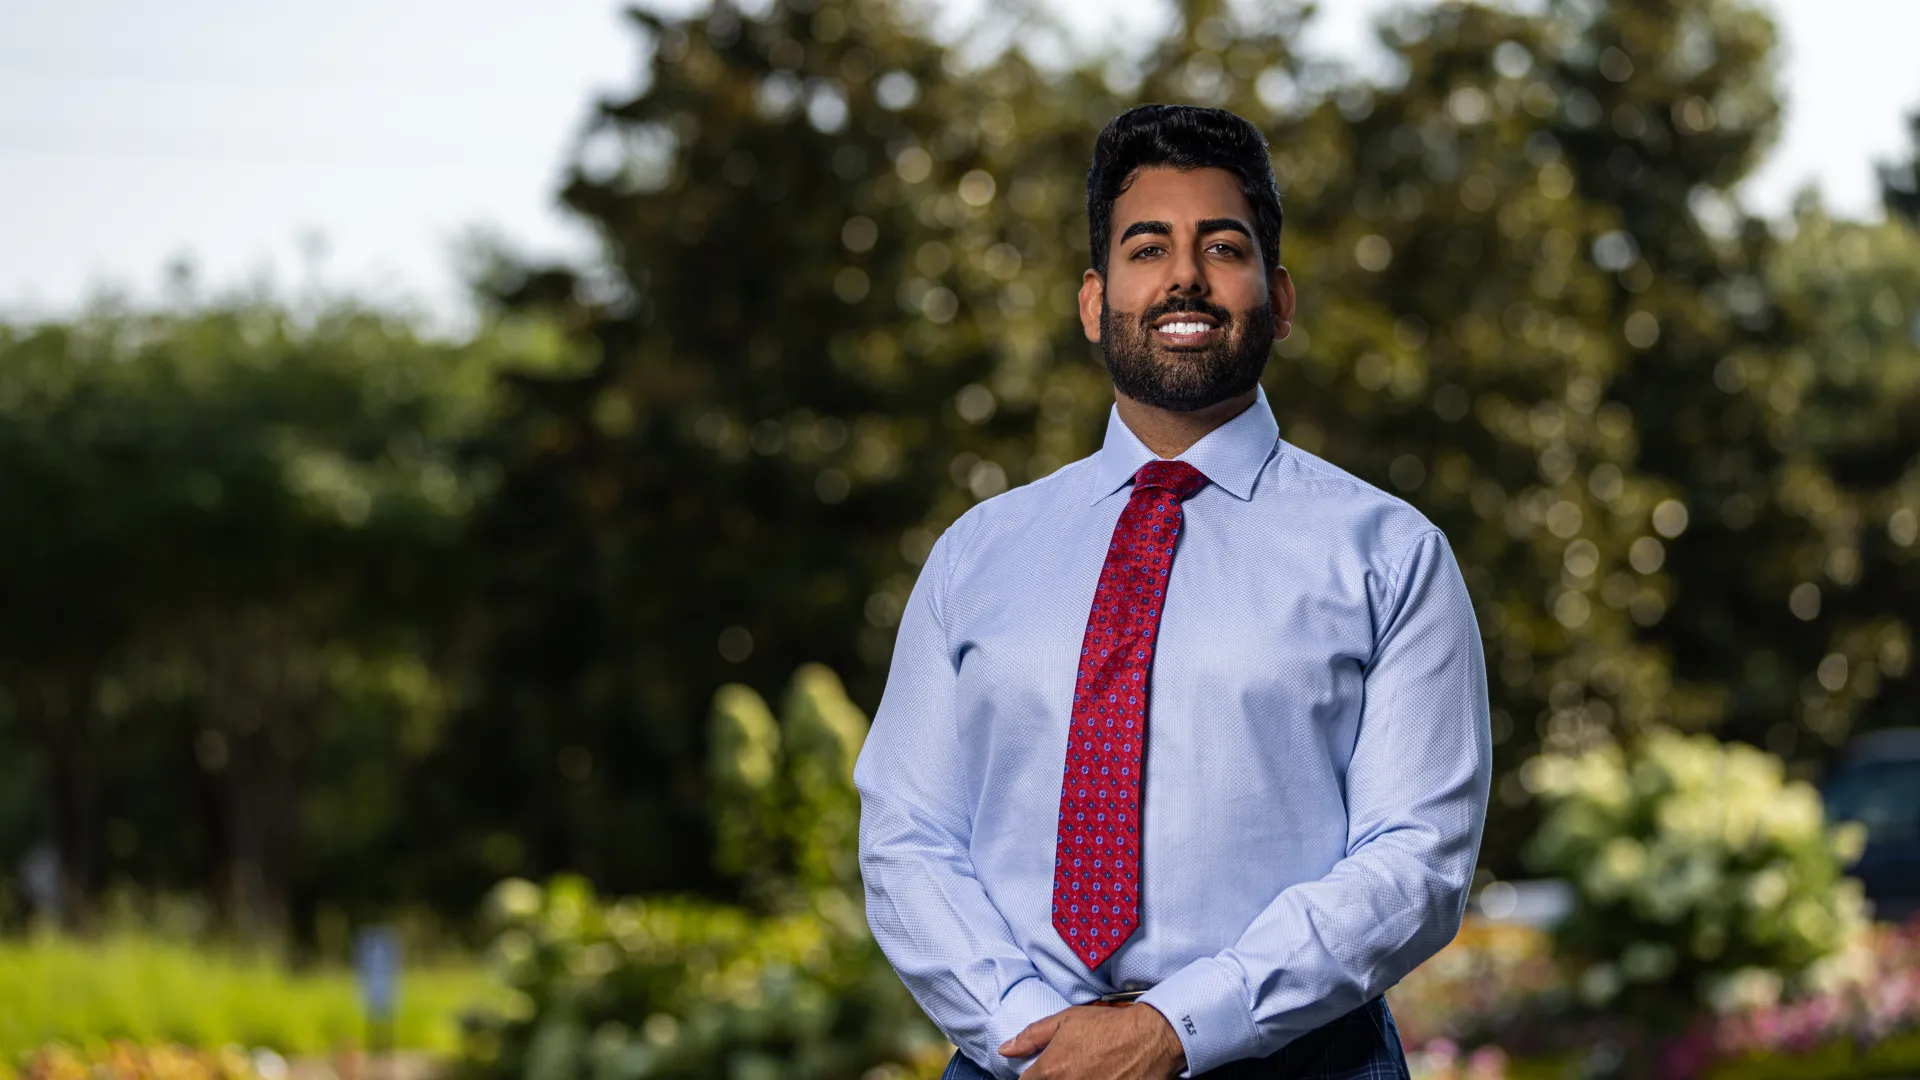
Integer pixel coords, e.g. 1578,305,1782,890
1159,321,1212,334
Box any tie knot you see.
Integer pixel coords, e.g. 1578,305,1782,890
1133,460,1209,501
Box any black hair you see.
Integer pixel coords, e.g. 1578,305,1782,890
1086,104,1283,278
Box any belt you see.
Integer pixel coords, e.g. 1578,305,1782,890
1092,988,1148,1007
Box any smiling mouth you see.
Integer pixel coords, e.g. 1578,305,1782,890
1151,318,1223,347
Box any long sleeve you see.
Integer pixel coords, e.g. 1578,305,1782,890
854,525,1072,1079
1135,528,1493,1075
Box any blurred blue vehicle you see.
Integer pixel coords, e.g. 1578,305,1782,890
1824,728,1920,923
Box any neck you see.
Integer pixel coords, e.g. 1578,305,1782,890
1113,388,1258,458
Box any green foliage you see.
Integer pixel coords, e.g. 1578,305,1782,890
0,931,497,1061
778,666,871,893
1522,729,1867,1022
0,301,582,932
454,667,945,1080
457,879,943,1080
708,685,784,887
1742,206,1920,753
709,665,869,900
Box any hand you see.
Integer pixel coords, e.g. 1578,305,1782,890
998,1003,1187,1079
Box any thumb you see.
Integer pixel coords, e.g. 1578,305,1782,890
999,1012,1065,1058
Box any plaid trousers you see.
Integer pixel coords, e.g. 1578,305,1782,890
940,996,1410,1080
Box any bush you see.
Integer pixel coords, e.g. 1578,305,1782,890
1522,729,1868,1024
1668,917,1920,1078
451,665,949,1080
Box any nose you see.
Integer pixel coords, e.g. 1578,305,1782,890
1164,241,1208,297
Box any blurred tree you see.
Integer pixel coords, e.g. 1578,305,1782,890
0,304,578,934
1881,109,1920,224
1757,206,1920,754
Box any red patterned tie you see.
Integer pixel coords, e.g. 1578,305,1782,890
1051,459,1210,971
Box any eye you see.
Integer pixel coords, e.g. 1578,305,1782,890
1131,244,1165,258
1207,242,1242,257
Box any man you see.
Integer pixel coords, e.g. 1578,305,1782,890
853,104,1492,1080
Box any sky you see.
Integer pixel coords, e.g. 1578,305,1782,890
1,0,1916,327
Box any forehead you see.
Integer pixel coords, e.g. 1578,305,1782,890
1111,166,1254,230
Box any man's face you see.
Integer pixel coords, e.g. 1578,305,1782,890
1078,166,1295,412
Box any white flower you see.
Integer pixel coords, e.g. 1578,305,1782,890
1830,820,1868,864
1745,867,1789,911
1620,941,1677,982
1759,785,1823,844
1704,967,1784,1015
1578,962,1624,1006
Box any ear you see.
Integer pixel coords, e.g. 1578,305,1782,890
1078,268,1105,344
1270,266,1296,341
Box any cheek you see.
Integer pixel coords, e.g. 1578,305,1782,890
1217,274,1271,314
1103,269,1160,312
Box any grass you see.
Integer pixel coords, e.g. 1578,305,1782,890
1703,1026,1920,1080
1493,1030,1920,1080
0,931,504,1064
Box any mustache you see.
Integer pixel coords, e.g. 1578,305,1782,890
1138,296,1233,330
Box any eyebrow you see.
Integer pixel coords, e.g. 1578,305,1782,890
1117,218,1255,245
1196,217,1255,240
1119,220,1172,243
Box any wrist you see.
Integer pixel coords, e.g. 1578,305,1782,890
1134,957,1260,1075
1138,1004,1187,1074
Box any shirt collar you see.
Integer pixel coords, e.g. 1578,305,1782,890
1087,383,1281,505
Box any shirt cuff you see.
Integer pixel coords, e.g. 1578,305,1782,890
982,975,1074,1078
1135,956,1262,1077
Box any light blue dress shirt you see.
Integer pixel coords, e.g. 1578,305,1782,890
853,386,1492,1078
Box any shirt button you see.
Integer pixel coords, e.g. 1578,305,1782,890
1122,980,1146,992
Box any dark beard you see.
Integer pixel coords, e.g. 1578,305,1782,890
1099,294,1275,412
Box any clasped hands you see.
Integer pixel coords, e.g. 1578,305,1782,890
998,1002,1187,1079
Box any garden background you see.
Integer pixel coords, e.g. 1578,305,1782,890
4,0,1920,1077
